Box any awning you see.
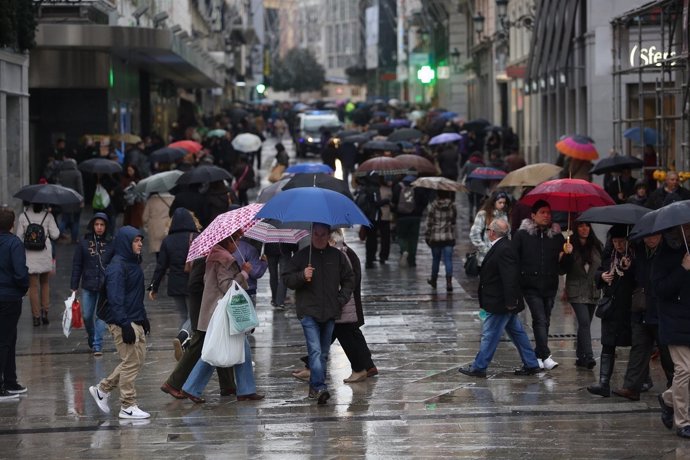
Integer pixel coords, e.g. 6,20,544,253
34,23,224,87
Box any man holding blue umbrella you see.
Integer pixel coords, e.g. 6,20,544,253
282,223,355,405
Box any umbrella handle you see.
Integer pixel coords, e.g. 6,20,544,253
305,263,313,283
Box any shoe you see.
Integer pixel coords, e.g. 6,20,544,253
367,367,379,377
181,336,192,351
5,383,27,394
181,391,205,404
446,276,453,292
0,388,19,400
658,394,674,430
514,366,542,376
173,338,183,362
93,349,103,357
292,369,310,382
160,383,186,400
316,389,330,405
587,358,597,370
678,426,690,439
641,377,654,393
575,359,587,368
274,304,286,311
89,385,110,414
220,388,237,397
427,278,437,289
237,393,265,401
612,387,640,401
343,370,368,383
41,311,49,325
308,387,318,399
536,359,544,369
587,353,614,397
542,356,559,370
458,365,487,378
399,252,409,267
33,317,40,327
119,405,150,419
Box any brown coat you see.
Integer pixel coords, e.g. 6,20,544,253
142,193,174,254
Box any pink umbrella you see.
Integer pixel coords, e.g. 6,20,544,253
186,203,263,262
244,221,310,244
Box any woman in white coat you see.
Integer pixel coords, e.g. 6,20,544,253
15,203,60,326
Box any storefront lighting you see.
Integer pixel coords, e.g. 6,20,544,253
236,81,246,87
109,67,114,88
549,75,555,86
559,72,566,84
532,81,538,92
539,78,545,89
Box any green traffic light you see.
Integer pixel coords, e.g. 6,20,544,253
256,84,266,94
417,65,435,84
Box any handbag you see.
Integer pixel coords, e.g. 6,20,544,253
594,295,615,319
630,287,646,312
71,299,84,329
464,252,480,277
225,281,260,334
201,301,246,367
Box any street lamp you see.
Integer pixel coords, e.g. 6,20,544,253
473,12,485,36
450,48,462,72
495,0,535,32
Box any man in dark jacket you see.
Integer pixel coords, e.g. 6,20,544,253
392,174,429,267
70,212,111,356
282,223,355,404
89,226,151,419
513,200,565,370
459,219,541,378
0,207,30,399
654,225,690,438
645,171,690,209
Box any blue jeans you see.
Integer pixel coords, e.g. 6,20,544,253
59,211,81,243
471,311,539,372
300,316,335,392
431,245,454,277
182,335,256,397
523,295,555,359
81,289,107,351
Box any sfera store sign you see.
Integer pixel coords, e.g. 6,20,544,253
629,44,677,67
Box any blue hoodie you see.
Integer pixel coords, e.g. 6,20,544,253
70,212,112,292
0,230,29,300
100,226,147,326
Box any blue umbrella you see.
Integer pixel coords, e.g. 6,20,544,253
285,163,334,174
256,187,371,228
438,111,459,120
429,132,463,145
623,127,658,146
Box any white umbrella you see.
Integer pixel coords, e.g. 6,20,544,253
232,133,263,153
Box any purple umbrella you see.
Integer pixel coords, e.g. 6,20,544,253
429,132,463,145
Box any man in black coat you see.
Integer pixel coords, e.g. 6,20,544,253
458,218,542,378
654,225,690,438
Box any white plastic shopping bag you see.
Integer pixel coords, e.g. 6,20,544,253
201,294,246,367
62,292,75,338
226,281,259,335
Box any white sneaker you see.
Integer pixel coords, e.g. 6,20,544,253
537,359,544,369
89,385,110,414
542,356,559,370
119,405,150,419
0,389,19,401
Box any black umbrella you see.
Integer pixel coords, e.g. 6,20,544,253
370,123,394,136
462,118,491,132
361,140,401,153
388,128,423,142
176,165,232,185
630,200,690,243
79,158,122,174
150,147,187,163
590,155,644,175
14,184,83,205
334,130,360,139
341,134,372,145
577,203,651,226
282,174,353,200
629,212,657,240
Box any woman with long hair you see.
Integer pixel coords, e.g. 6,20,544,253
469,191,511,266
560,222,603,369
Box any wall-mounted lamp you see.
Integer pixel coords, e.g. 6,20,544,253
132,4,149,26
496,0,534,32
450,47,462,72
153,12,169,29
473,12,485,36
170,24,182,34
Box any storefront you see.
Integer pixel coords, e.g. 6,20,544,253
611,0,690,173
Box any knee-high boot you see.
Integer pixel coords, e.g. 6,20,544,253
587,353,614,397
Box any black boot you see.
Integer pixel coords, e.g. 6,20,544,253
427,276,437,289
446,276,453,292
587,353,614,397
41,310,49,325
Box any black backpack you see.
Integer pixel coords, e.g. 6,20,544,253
396,184,416,214
23,212,48,251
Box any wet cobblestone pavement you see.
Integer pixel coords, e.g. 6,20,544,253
3,139,689,458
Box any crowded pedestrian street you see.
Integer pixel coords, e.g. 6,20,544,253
0,137,686,459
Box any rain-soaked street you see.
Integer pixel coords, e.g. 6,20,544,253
2,139,688,459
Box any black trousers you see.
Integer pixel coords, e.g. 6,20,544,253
0,300,22,388
331,323,375,372
623,320,674,390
